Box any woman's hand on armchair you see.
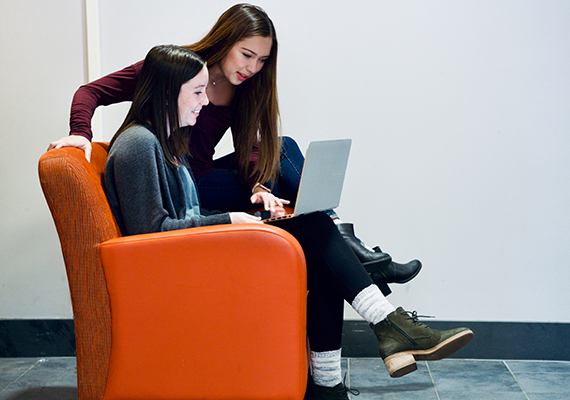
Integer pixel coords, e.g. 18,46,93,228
48,135,92,162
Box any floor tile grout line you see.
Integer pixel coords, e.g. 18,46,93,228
0,358,42,395
346,358,352,398
426,361,441,400
503,360,531,400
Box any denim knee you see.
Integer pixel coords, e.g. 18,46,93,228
280,136,301,154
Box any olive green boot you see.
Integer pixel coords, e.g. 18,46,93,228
372,307,474,378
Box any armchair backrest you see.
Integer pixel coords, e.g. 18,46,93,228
38,143,119,400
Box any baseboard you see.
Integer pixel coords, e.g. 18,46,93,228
341,320,570,360
2,319,570,360
0,319,75,357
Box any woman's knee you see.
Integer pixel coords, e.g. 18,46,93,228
280,136,301,154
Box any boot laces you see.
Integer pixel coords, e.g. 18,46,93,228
341,373,360,398
404,310,435,328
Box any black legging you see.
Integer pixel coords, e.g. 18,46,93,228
271,211,374,352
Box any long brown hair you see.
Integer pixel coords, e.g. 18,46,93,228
110,45,206,168
186,3,280,187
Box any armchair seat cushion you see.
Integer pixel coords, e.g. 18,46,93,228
101,221,307,400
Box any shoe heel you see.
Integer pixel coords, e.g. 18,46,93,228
376,280,392,296
362,256,392,274
384,352,417,378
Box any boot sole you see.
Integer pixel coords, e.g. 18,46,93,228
383,329,474,378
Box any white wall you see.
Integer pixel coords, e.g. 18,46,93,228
1,0,569,323
0,0,85,318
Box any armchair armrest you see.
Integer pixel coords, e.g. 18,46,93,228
100,224,308,400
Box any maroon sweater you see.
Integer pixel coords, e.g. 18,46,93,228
70,61,259,182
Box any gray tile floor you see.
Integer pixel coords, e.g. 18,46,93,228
1,357,570,400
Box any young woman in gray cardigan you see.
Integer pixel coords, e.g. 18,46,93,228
105,44,473,400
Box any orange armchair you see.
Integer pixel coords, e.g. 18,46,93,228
39,143,308,400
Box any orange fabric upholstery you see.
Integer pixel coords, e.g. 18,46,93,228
39,144,307,400
39,143,117,400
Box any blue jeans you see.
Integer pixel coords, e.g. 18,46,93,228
196,136,305,212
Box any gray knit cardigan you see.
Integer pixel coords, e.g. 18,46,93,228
105,125,231,236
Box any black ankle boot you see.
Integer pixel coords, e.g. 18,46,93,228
337,223,422,282
337,223,395,296
371,255,422,284
337,223,391,269
368,259,422,298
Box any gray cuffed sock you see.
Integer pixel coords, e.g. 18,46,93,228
310,349,342,387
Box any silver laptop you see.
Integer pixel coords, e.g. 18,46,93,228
264,139,351,223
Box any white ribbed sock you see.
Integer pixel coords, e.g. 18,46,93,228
351,284,396,325
310,349,342,387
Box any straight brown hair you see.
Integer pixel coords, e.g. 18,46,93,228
186,3,280,187
110,45,206,168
